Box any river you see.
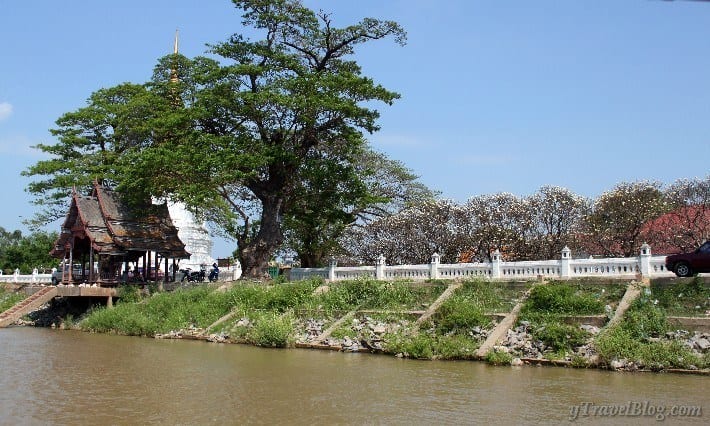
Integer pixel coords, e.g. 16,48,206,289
0,328,706,425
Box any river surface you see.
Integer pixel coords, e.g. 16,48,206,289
0,328,706,425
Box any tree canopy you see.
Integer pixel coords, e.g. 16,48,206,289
23,0,409,277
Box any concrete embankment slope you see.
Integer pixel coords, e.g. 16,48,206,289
474,279,650,360
475,282,538,359
607,279,648,327
0,287,57,328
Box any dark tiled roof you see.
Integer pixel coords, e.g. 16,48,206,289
52,183,190,259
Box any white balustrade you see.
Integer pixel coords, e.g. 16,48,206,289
291,245,678,282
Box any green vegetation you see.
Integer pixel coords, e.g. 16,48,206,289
650,277,710,316
247,311,295,348
298,279,446,313
384,332,479,360
515,281,627,360
436,297,490,334
595,295,708,370
521,282,606,317
82,285,232,336
455,280,530,312
485,348,513,366
531,322,589,353
71,277,708,372
434,279,528,336
0,228,58,274
0,285,24,313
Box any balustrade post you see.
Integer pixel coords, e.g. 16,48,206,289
561,246,572,279
491,250,501,279
13,268,19,283
639,243,652,278
328,257,337,281
430,252,440,280
376,254,386,280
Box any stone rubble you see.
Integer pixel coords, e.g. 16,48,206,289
296,315,414,352
500,321,599,361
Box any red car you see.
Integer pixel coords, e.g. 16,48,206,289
665,241,710,277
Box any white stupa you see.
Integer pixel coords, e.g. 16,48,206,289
167,201,214,270
163,31,214,270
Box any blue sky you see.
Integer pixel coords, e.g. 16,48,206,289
1,0,709,258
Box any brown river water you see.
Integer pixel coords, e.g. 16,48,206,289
0,328,706,425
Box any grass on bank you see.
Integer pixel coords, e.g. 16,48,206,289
384,331,480,360
78,277,709,370
515,281,626,359
382,279,525,360
650,276,710,317
80,278,443,338
595,294,710,370
81,285,233,336
431,279,530,335
0,284,24,313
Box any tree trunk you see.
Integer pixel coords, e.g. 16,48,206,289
298,251,324,268
240,196,285,278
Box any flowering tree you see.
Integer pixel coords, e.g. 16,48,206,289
463,193,531,261
341,199,463,264
642,176,710,253
581,181,671,257
525,186,589,260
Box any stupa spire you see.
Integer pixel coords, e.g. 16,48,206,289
170,29,179,83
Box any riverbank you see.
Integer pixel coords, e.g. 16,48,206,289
4,277,710,374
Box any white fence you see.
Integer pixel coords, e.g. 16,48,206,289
0,268,52,284
0,266,242,285
290,244,677,282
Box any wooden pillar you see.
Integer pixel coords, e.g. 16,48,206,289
68,238,74,283
142,252,148,281
89,245,94,283
154,252,159,282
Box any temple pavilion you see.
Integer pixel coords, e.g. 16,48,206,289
51,182,190,286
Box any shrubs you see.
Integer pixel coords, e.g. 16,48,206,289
384,332,479,360
595,296,706,370
532,322,589,352
522,282,604,315
485,348,513,366
516,282,603,359
82,285,232,336
73,277,707,372
248,312,295,348
436,296,491,334
622,297,667,339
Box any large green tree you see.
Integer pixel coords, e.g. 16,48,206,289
25,0,407,278
127,1,406,277
22,83,161,227
284,148,434,267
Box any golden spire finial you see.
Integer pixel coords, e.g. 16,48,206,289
170,29,179,83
